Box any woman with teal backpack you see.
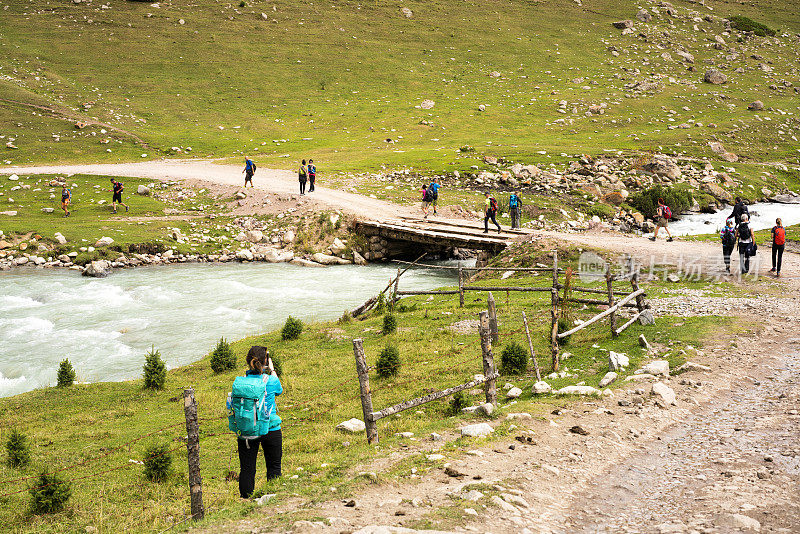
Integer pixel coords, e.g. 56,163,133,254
227,345,283,498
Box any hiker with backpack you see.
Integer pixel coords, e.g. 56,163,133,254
735,213,755,274
298,160,308,195
60,184,71,217
770,217,785,277
429,178,440,215
729,197,749,226
242,157,256,187
109,178,128,213
421,184,432,218
508,191,522,229
720,218,736,273
649,198,673,242
227,345,283,498
483,192,501,234
308,159,316,192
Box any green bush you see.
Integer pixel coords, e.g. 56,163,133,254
500,341,529,375
143,443,172,483
375,292,387,314
56,359,76,388
338,310,352,324
585,203,617,220
376,345,401,378
447,391,468,416
729,15,776,36
281,316,303,341
5,428,31,468
382,313,397,335
210,337,236,374
143,347,167,391
557,318,572,345
628,185,693,219
29,471,71,514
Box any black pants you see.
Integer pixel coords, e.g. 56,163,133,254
509,207,520,229
309,175,315,192
738,243,750,274
299,179,307,195
245,172,253,186
722,244,734,271
772,244,784,273
237,430,282,498
484,210,501,232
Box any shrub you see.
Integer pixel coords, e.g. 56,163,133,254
143,443,172,483
376,345,401,378
143,347,167,391
210,337,236,374
585,203,617,220
29,471,71,514
338,310,352,324
447,391,468,416
728,15,776,36
500,341,529,375
375,292,387,314
382,313,397,335
628,185,693,219
5,428,31,468
557,318,572,345
281,316,303,341
56,359,76,388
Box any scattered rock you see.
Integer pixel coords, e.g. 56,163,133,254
137,185,151,196
608,351,630,372
643,155,681,179
420,99,435,110
569,425,590,435
638,360,670,376
336,418,365,433
676,361,711,373
400,6,412,18
532,381,552,394
555,385,601,396
638,334,651,350
599,372,618,387
506,386,522,399
54,233,67,245
82,260,112,278
460,423,494,437
651,382,676,405
636,9,652,22
235,249,254,261
612,20,634,29
748,100,765,111
95,236,114,247
476,402,494,417
703,69,728,84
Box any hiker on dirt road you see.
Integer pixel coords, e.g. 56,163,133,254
735,213,755,274
509,191,522,229
299,160,308,195
770,217,785,277
60,184,71,217
308,159,316,192
484,192,501,234
227,345,283,499
109,178,128,213
720,218,736,273
421,184,432,218
242,157,256,187
649,198,673,242
429,178,440,215
729,197,749,226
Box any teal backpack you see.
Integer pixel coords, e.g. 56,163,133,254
227,375,271,438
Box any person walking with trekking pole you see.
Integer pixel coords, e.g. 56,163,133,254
735,214,755,274
429,178,440,215
770,217,785,277
649,198,673,242
484,192,501,234
508,191,522,229
298,159,308,195
242,157,256,188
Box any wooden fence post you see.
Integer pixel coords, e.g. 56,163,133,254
629,257,647,312
353,339,378,444
550,250,560,372
458,266,465,308
487,292,499,344
478,311,498,406
183,388,204,521
606,267,618,338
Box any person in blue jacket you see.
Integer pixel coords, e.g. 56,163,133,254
234,345,283,498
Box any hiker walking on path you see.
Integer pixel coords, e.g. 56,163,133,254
308,159,316,192
484,192,501,234
509,191,522,229
60,184,71,217
770,217,785,277
109,178,128,213
228,345,283,499
735,214,755,274
649,198,673,242
720,218,736,273
242,157,256,187
429,178,440,215
421,184,432,218
729,197,749,226
298,160,308,195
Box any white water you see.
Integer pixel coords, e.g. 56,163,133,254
0,262,463,397
649,202,800,237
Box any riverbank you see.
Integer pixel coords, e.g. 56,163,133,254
0,238,782,533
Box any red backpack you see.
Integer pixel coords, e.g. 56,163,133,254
774,226,785,246
489,197,498,212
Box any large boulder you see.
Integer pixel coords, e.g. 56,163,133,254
329,237,347,255
748,100,764,111
676,50,694,63
638,360,670,376
703,182,734,203
245,230,264,243
599,372,618,387
336,418,365,433
651,382,676,405
95,236,114,247
137,184,151,196
703,69,728,84
460,423,494,437
312,252,350,265
235,249,254,261
352,250,368,266
608,351,630,371
636,9,652,22
612,20,634,29
555,385,601,396
642,155,681,180
54,232,67,245
264,248,293,263
83,260,112,278
532,381,552,394
602,190,628,206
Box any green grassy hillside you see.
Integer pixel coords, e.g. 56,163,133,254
1,0,799,171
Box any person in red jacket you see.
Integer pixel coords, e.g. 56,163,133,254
769,217,785,277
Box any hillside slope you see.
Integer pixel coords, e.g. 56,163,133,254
0,0,798,171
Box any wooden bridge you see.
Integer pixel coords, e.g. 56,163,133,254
354,217,533,260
